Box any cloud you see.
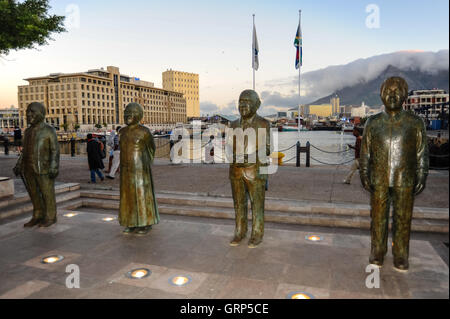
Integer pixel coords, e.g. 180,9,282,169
200,101,220,115
200,100,238,116
262,49,449,104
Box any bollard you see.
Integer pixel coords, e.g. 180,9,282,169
296,141,301,167
306,141,310,167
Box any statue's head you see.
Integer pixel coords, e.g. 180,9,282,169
238,89,261,119
26,102,46,126
124,103,143,126
380,77,408,112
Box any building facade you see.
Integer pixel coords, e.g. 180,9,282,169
162,69,199,117
404,89,449,127
0,107,19,132
304,104,333,118
330,94,340,116
17,66,187,130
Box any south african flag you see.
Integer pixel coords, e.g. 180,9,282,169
294,23,302,69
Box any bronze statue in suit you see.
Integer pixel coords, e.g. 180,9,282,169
14,102,60,227
227,90,271,248
360,77,429,271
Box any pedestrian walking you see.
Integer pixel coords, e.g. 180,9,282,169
106,126,121,179
86,133,105,183
1,135,9,155
343,127,362,184
204,135,215,164
13,126,22,154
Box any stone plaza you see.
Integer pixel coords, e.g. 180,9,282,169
0,154,448,299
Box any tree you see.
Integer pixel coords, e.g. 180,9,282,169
94,123,102,130
0,0,66,56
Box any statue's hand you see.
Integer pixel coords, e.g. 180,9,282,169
414,174,427,195
13,165,21,177
361,178,372,193
414,181,426,195
48,168,59,179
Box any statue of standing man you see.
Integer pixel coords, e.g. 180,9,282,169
360,77,429,271
118,103,159,234
227,90,271,248
13,102,60,227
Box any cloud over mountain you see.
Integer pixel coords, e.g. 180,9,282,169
261,49,449,108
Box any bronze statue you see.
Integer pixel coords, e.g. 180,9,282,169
360,77,429,271
227,90,271,248
118,103,159,234
13,102,60,227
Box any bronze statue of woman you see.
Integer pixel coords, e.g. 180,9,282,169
118,103,159,234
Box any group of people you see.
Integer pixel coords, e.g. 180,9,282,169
13,76,429,271
85,127,121,183
1,126,22,155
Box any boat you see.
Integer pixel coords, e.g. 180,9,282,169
341,124,354,133
278,125,308,132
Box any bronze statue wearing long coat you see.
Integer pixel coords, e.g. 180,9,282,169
360,76,429,271
118,103,159,234
14,102,60,227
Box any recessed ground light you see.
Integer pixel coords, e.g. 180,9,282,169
287,291,315,299
41,255,64,264
305,235,322,242
63,213,78,217
125,268,151,279
102,217,115,222
169,275,191,287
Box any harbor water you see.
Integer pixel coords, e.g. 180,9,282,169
59,130,357,166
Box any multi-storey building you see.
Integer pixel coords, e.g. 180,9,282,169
330,94,340,116
304,104,333,118
17,66,187,130
162,69,199,117
0,107,19,132
404,89,449,126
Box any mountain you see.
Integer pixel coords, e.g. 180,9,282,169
308,65,449,107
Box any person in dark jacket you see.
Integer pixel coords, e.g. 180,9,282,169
86,133,104,183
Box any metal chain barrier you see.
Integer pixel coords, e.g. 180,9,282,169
283,155,297,163
310,156,354,166
278,144,297,152
310,143,351,154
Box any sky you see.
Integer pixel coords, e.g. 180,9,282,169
0,0,449,115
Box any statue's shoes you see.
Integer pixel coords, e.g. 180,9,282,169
24,218,42,227
38,219,56,227
229,235,246,246
393,258,409,272
135,226,151,235
369,251,386,267
248,237,263,248
122,227,136,234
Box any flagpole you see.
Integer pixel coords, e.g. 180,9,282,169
253,14,256,91
298,10,301,134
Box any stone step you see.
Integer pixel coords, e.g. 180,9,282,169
0,186,81,221
80,198,449,233
80,190,449,222
0,183,80,210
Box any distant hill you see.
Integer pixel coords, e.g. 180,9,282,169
308,65,449,107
